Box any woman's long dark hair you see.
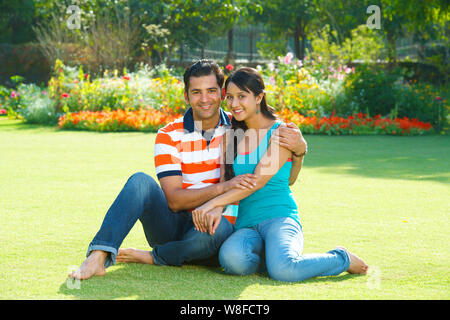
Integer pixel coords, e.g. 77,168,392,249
224,67,277,181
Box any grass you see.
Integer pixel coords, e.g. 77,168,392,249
0,118,449,300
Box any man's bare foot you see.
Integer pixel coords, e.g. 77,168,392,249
336,246,369,274
69,250,107,280
116,248,154,265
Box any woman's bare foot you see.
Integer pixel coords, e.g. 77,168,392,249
69,250,107,280
336,246,369,274
116,248,154,265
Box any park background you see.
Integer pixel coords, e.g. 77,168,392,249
0,0,449,300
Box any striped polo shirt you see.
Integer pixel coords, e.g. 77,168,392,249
154,107,235,221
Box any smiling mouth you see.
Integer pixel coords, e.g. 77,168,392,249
199,105,212,110
232,109,244,115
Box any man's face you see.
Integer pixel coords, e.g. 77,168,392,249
184,74,222,126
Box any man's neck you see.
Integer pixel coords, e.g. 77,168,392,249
194,114,221,131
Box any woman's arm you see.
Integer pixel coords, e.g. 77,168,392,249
274,122,307,185
193,138,292,216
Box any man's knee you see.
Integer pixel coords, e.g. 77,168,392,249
214,217,234,242
126,172,157,192
128,172,155,186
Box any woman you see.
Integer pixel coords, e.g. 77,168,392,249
192,67,368,282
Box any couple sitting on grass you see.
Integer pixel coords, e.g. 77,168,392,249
70,59,368,282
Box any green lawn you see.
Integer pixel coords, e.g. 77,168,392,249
1,119,449,300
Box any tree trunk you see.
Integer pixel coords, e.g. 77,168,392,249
386,29,397,69
294,17,301,59
300,34,306,61
226,28,234,64
179,42,184,62
249,30,253,62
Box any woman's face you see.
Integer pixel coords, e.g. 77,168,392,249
225,82,263,122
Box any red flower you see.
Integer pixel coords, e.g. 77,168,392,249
435,96,443,101
122,75,130,81
61,93,70,98
0,108,7,115
225,64,234,72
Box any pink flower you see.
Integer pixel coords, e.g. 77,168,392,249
0,108,7,115
225,64,234,72
269,76,275,85
61,93,70,98
283,52,294,64
11,91,19,98
297,60,303,67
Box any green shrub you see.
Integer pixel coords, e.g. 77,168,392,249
20,95,59,125
343,65,400,117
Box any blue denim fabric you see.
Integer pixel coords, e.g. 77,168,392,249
219,216,350,282
86,172,233,267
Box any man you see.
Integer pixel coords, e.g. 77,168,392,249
69,60,306,280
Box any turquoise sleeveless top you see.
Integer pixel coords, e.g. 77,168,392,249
233,121,301,230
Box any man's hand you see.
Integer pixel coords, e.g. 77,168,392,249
206,207,224,235
192,201,216,233
272,122,307,156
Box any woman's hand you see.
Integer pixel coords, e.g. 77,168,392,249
224,173,257,191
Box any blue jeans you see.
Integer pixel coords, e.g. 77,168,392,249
219,216,350,282
86,172,233,267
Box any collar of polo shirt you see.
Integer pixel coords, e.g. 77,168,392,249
183,107,231,133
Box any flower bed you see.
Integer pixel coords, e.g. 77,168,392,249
278,109,433,135
2,57,446,134
59,108,433,135
58,108,179,132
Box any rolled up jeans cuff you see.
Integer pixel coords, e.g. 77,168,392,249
328,247,351,273
151,247,167,266
86,244,118,269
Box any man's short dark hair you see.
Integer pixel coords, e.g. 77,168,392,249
183,59,225,93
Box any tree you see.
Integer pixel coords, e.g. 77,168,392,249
256,0,318,60
380,0,449,65
0,0,36,43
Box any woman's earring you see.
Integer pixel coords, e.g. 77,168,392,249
256,104,260,114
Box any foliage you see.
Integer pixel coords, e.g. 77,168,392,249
46,59,185,115
0,43,51,87
0,0,35,43
308,24,385,66
340,65,400,117
4,57,447,134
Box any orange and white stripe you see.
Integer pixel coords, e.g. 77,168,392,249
154,107,234,220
